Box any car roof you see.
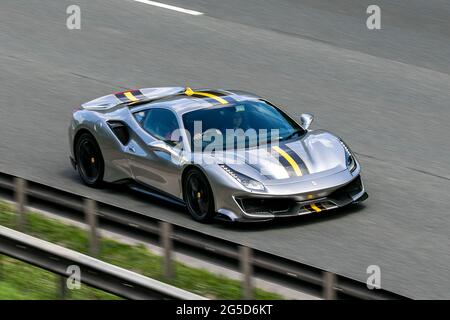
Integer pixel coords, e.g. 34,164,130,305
81,87,264,115
128,88,263,115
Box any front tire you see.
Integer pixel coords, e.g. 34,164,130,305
183,168,216,223
75,132,104,187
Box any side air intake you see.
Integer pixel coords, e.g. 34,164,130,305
107,121,130,145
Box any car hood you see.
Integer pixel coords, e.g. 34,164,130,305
200,130,348,185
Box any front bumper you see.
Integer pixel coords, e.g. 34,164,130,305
214,173,367,222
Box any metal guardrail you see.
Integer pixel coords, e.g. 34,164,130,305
0,171,410,300
0,225,205,300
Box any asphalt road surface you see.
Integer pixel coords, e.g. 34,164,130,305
1,0,450,298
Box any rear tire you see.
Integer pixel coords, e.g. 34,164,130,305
75,132,104,188
183,168,216,223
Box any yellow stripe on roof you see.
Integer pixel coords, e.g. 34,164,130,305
124,91,139,102
185,87,228,105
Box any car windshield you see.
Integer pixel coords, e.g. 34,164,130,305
182,100,304,150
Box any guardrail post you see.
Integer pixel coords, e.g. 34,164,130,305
323,271,337,300
160,222,174,279
239,246,253,300
84,199,99,257
14,177,27,232
58,276,68,300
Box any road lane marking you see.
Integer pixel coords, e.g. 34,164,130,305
134,0,204,16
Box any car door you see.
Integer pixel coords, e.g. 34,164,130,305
128,108,184,197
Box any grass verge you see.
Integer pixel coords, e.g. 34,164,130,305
0,201,282,300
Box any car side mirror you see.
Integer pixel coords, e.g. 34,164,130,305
299,113,314,130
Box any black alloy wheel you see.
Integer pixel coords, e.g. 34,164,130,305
184,169,216,222
75,133,104,187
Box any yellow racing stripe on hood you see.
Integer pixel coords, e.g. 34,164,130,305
272,145,302,176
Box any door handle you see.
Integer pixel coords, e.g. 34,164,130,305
129,146,136,153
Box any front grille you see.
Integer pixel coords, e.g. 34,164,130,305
236,198,296,215
341,176,363,194
236,176,363,216
236,197,338,216
328,176,363,202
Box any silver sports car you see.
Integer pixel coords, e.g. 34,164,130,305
69,87,367,222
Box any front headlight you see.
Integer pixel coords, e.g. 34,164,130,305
219,164,265,191
339,140,357,172
346,153,357,172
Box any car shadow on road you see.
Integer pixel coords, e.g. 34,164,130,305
214,203,367,232
108,183,187,213
64,168,187,214
65,167,366,231
101,181,367,232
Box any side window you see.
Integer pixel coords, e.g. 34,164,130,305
134,108,180,143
